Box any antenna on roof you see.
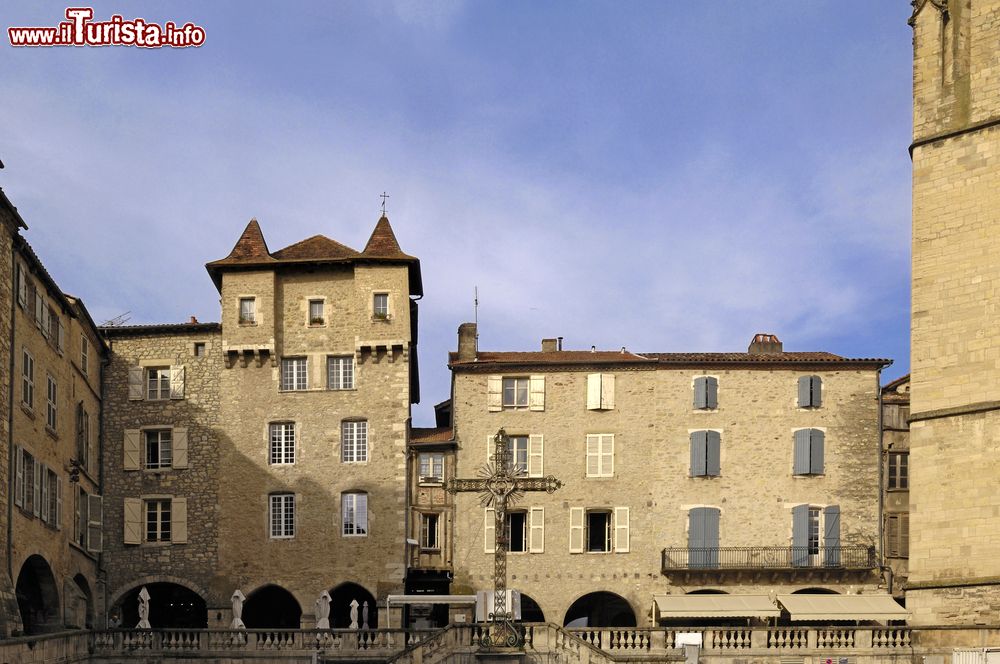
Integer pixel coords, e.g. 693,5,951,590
474,286,479,353
101,311,131,327
380,191,390,217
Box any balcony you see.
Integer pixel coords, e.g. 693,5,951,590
661,546,877,581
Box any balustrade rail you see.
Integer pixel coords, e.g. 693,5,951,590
662,545,877,571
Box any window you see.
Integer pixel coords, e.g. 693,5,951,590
48,306,60,348
45,468,60,526
146,367,170,400
586,434,614,477
505,435,528,473
280,357,307,391
420,513,439,550
76,406,91,471
327,356,354,390
21,349,33,409
487,507,546,553
689,431,721,477
793,429,825,475
373,293,389,318
507,511,527,553
145,430,173,470
887,513,909,557
418,453,444,483
46,375,57,430
23,450,37,516
693,376,718,410
586,373,616,410
791,504,841,567
798,375,822,408
887,451,908,490
16,263,25,309
688,507,721,568
239,297,256,324
81,336,90,376
269,423,295,465
342,492,368,536
193,342,206,357
309,299,325,325
502,377,529,408
26,281,37,320
586,511,612,552
146,499,172,542
269,493,295,539
342,421,368,463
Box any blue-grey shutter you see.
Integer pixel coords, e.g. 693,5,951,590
704,507,720,567
810,376,822,407
690,432,707,476
706,431,721,477
810,430,825,474
688,507,720,568
705,377,718,409
793,430,810,474
798,376,811,407
824,505,840,567
792,504,810,567
693,377,707,409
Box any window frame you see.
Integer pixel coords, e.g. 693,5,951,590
586,509,613,553
327,356,355,390
144,429,173,470
269,422,296,465
145,498,172,543
585,434,614,478
887,451,909,490
21,348,34,409
308,299,325,326
420,512,440,550
341,421,369,463
193,342,206,357
342,492,368,537
502,377,530,409
81,335,90,376
268,493,295,539
506,510,528,553
146,367,171,401
280,357,308,391
418,452,444,483
46,374,57,430
239,297,257,325
373,293,389,319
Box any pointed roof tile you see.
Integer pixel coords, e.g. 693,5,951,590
362,216,416,260
271,235,360,261
211,219,274,264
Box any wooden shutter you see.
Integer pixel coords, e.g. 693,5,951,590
169,365,185,399
587,374,602,410
484,508,495,554
486,435,495,464
793,430,810,474
791,504,810,567
586,435,600,476
172,427,189,469
123,497,142,545
87,495,103,552
32,462,41,517
705,377,718,409
172,497,188,543
887,515,900,556
55,477,63,529
57,321,65,352
690,432,707,476
528,435,543,477
487,375,502,412
602,435,614,476
123,430,141,470
614,507,630,553
16,265,26,308
601,374,615,409
693,377,707,409
900,513,909,557
35,294,44,328
14,446,23,508
811,376,822,407
128,367,144,401
529,375,545,411
810,430,825,474
39,467,49,523
823,505,840,566
569,507,584,553
529,507,544,553
706,431,721,476
798,376,811,407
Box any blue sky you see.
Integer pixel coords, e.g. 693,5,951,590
2,2,913,425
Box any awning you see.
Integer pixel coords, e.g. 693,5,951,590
386,595,477,606
776,594,909,621
654,594,780,619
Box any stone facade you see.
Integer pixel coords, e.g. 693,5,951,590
448,326,889,626
881,375,909,601
908,0,1000,624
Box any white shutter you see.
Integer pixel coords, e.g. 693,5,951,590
601,374,616,410
486,435,495,464
35,295,44,328
39,467,49,523
587,374,602,410
487,375,502,412
17,266,26,308
614,507,630,553
169,365,185,399
56,477,63,529
528,435,544,477
14,446,23,508
87,495,103,552
529,507,545,553
603,434,614,476
172,497,188,544
123,430,141,470
586,435,599,476
529,375,545,411
484,508,495,554
172,427,189,469
123,497,142,545
128,367,144,401
569,507,584,553
32,462,41,517
57,321,65,352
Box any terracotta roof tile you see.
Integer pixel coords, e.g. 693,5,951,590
271,235,360,261
209,219,274,265
363,216,416,260
411,427,454,444
450,349,890,368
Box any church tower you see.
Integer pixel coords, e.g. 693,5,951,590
908,0,1000,625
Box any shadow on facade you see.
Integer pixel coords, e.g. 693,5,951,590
15,554,60,635
563,591,636,628
115,582,208,628
243,585,301,628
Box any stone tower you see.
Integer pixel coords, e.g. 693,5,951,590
908,0,1000,624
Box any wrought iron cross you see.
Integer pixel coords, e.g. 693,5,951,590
447,428,562,648
380,192,390,216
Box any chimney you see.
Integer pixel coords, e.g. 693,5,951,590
748,333,783,355
457,322,478,361
190,316,199,324
541,338,558,353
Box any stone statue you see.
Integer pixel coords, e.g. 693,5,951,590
315,591,331,629
349,599,359,629
362,601,369,629
136,586,151,629
231,589,246,629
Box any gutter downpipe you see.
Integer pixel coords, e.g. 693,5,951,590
7,239,18,588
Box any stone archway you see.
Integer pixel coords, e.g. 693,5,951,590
329,582,378,628
243,585,301,629
564,591,636,628
64,574,94,629
114,583,207,628
16,555,60,635
519,593,545,622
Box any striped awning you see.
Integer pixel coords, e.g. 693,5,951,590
776,594,909,621
654,594,781,619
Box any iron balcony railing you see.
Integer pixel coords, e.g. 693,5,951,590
661,545,877,572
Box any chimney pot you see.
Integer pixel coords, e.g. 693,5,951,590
748,333,783,355
190,316,198,324
541,338,558,353
457,323,478,361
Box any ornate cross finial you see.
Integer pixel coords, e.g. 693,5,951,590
380,192,390,216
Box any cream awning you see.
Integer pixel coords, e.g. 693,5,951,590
776,594,909,621
386,595,477,606
654,594,780,619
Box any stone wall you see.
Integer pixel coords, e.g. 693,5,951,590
0,209,18,636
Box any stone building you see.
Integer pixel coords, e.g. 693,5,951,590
0,187,108,637
100,216,421,629
447,324,896,627
908,0,1000,625
881,375,909,602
